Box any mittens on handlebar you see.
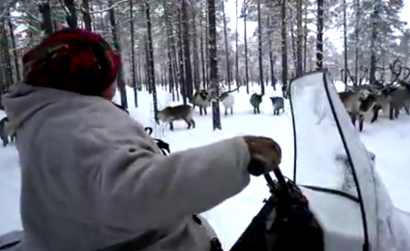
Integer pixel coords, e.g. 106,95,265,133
243,136,282,176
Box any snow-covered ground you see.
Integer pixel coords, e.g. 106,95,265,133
1,81,409,250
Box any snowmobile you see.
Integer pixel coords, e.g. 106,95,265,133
1,71,410,251
230,71,410,251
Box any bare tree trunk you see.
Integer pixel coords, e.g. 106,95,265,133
99,12,105,34
204,5,210,88
144,46,150,92
143,38,149,92
303,5,308,71
145,1,158,120
343,0,348,86
169,46,176,101
222,0,232,90
170,18,181,100
200,13,206,89
173,57,180,101
64,0,78,29
257,0,264,94
82,0,92,31
281,0,288,97
242,1,249,94
177,7,187,104
108,0,128,108
0,56,4,108
290,9,297,74
181,0,193,100
267,16,276,91
296,0,303,76
39,3,54,36
192,4,200,91
208,0,221,130
129,0,137,107
135,50,141,91
0,55,4,90
316,0,324,70
165,3,176,100
160,63,166,88
354,0,360,86
7,12,20,82
91,4,97,31
138,51,144,90
25,8,40,46
0,19,13,89
369,2,380,85
235,0,239,91
167,10,181,99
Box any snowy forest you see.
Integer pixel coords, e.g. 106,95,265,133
0,0,408,129
2,2,410,248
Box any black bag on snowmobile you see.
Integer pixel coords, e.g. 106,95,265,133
230,168,324,251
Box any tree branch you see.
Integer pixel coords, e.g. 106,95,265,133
87,0,129,14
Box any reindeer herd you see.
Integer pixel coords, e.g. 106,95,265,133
338,58,410,132
158,58,410,132
156,86,285,131
2,61,408,144
1,62,408,146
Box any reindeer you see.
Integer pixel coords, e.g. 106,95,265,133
369,89,392,123
157,105,196,131
269,96,285,115
338,87,377,131
250,93,264,114
371,58,410,122
219,87,239,116
0,117,16,147
191,89,212,115
338,67,377,131
389,65,410,118
192,86,239,116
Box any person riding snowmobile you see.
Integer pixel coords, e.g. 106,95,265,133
1,28,282,251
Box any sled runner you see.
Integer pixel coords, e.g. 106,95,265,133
1,71,410,251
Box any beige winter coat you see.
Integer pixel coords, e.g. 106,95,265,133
2,84,251,251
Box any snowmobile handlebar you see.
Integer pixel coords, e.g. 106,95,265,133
264,166,291,200
231,165,324,251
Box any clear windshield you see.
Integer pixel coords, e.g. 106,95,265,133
290,72,358,195
289,71,378,247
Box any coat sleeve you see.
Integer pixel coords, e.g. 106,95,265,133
92,128,251,230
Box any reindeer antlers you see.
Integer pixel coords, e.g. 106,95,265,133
359,66,369,85
388,57,403,87
401,66,410,83
343,68,356,85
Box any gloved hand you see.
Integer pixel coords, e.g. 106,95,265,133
243,136,282,176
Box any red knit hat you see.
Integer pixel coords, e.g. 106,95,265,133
22,28,120,96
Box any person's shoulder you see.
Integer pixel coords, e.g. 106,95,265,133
43,96,138,136
61,96,129,122
39,98,149,150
